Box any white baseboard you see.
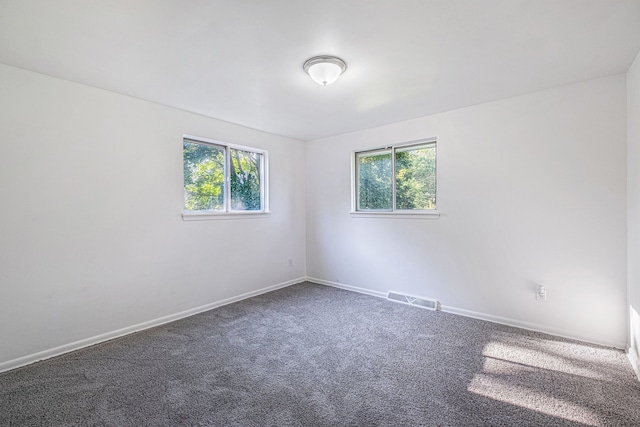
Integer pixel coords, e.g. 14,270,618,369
629,347,640,383
307,277,627,350
3,277,629,375
441,305,626,350
0,277,305,374
306,277,387,299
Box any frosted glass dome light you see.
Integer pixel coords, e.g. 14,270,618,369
303,56,347,86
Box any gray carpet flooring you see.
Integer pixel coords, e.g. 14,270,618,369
1,281,640,426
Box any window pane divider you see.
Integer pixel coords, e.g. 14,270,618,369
223,145,230,212
391,146,397,211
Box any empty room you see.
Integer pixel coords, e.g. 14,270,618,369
2,0,640,425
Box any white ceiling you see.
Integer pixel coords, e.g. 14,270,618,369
1,0,640,141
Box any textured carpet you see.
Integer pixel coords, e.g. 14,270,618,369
1,282,639,426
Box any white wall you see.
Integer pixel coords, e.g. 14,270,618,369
306,74,628,347
628,51,640,377
0,63,306,368
0,60,631,369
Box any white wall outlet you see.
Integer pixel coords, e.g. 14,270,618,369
536,284,546,301
288,258,293,267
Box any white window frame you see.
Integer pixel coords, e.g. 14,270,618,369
182,134,269,221
351,138,439,219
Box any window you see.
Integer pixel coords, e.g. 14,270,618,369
354,139,436,214
183,136,268,218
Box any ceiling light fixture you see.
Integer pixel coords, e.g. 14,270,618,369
303,55,347,86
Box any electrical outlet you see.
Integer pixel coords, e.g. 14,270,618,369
288,258,293,267
536,284,546,301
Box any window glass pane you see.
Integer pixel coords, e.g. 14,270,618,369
357,150,392,210
230,148,262,211
183,141,225,211
395,143,436,210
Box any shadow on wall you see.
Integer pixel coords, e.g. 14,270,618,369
631,305,640,378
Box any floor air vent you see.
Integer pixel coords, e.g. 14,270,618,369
387,292,440,311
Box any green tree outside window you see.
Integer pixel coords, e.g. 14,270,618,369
184,140,264,212
356,142,436,211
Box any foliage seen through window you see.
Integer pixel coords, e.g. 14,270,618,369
184,139,265,212
356,142,436,211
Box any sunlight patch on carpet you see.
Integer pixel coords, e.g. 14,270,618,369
468,369,600,426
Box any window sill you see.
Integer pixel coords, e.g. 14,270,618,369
182,211,271,221
350,210,440,219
